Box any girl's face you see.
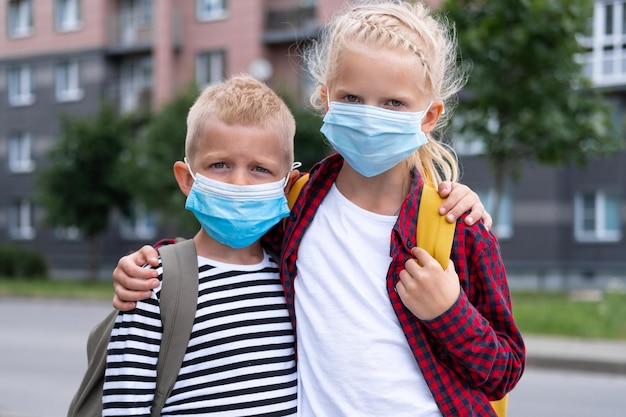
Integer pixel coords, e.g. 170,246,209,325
326,46,433,114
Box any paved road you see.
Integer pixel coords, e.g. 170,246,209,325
0,298,111,417
3,297,626,417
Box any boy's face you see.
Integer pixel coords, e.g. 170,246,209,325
189,119,290,185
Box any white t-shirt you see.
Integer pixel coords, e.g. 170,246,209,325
295,184,442,417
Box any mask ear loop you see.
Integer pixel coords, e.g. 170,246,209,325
183,157,196,181
284,161,303,189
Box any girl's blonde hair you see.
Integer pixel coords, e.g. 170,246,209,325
305,0,466,184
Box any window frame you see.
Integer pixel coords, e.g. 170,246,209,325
196,50,226,88
55,60,84,102
8,131,35,173
574,190,622,242
55,0,82,32
476,187,514,240
7,64,35,107
8,199,35,240
119,204,157,241
196,0,229,22
7,0,33,38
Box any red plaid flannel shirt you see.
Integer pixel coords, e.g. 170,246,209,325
275,153,525,417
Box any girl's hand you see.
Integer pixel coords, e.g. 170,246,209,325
396,247,461,321
437,181,492,229
112,245,160,311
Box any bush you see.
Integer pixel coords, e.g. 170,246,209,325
0,245,49,279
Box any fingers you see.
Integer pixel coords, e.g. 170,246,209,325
138,245,160,267
112,293,137,311
438,182,476,223
438,182,492,227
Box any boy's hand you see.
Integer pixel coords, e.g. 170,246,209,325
437,181,492,229
112,245,160,311
397,247,461,321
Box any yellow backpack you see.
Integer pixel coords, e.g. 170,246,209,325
288,174,509,417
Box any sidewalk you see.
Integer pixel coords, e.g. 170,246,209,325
524,334,626,375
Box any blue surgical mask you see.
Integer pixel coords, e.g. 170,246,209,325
320,101,431,177
184,163,293,248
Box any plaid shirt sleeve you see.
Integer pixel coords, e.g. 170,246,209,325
424,221,525,398
389,174,525,416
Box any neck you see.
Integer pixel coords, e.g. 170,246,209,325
193,231,264,265
335,163,411,215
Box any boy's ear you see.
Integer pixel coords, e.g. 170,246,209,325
173,160,194,196
284,169,301,196
421,100,444,134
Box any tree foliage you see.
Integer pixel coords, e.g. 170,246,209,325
37,105,136,279
130,84,200,236
442,0,623,215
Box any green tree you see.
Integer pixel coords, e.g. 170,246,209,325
443,0,623,221
130,84,200,236
37,105,136,280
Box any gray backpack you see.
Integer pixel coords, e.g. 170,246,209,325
67,239,198,417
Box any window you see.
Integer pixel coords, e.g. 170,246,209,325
476,188,513,239
119,56,152,113
575,190,622,242
119,205,157,240
55,0,81,32
7,0,32,37
55,60,83,102
118,0,153,45
196,0,228,21
8,199,35,240
582,1,626,86
8,64,35,107
8,131,35,173
54,226,81,241
196,51,225,87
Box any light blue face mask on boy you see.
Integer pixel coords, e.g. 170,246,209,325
184,162,293,249
320,101,431,177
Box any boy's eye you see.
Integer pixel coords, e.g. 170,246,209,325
211,162,228,169
344,95,360,103
252,166,270,174
387,99,403,107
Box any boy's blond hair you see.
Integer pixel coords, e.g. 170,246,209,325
305,0,466,184
185,75,296,167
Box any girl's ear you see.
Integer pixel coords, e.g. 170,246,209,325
421,100,444,134
173,160,194,196
320,86,329,112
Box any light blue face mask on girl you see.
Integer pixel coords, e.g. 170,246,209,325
320,101,431,177
184,162,295,249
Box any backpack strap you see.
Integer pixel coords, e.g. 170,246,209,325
287,173,310,209
416,184,455,269
151,239,198,417
417,183,508,417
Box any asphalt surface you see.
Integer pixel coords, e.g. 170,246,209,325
1,297,625,417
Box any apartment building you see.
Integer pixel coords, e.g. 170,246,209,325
0,0,342,276
455,1,626,290
1,0,625,287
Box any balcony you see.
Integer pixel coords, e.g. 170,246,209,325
263,6,319,44
107,11,154,54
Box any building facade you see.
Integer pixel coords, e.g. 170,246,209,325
1,0,625,287
0,0,342,277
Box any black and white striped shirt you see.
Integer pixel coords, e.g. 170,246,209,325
103,251,297,416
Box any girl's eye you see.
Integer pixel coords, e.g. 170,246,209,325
387,99,403,107
345,95,360,103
